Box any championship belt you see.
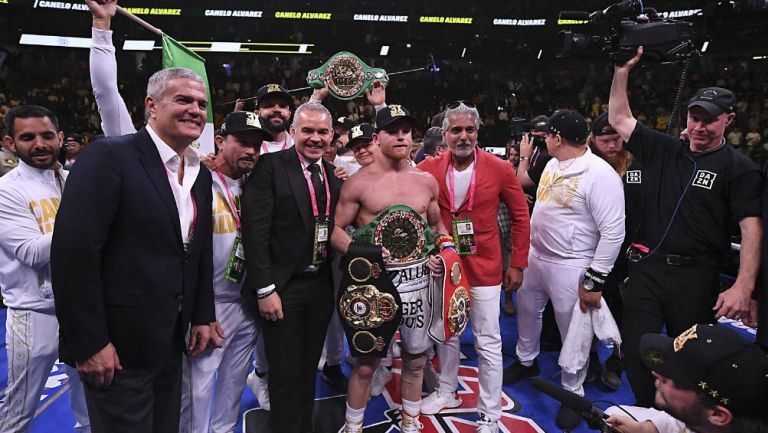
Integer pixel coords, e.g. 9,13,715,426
338,243,402,358
306,52,389,100
351,205,435,266
427,248,471,343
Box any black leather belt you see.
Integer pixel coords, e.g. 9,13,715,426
653,253,720,267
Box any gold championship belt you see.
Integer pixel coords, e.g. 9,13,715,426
427,248,471,343
338,243,402,357
306,52,389,100
352,205,435,266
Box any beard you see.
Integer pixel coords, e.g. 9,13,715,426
380,144,410,161
20,148,59,170
260,114,288,134
451,140,475,158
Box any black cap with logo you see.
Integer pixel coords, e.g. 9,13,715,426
687,87,736,116
374,105,420,132
545,109,590,144
640,323,768,418
591,113,617,136
63,133,84,145
256,83,293,108
334,116,356,130
219,111,273,142
347,123,375,149
530,115,550,132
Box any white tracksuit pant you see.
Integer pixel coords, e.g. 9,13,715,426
515,256,588,396
435,285,503,421
180,301,258,433
0,309,90,433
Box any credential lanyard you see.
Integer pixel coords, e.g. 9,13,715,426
214,169,242,232
296,149,331,219
448,149,478,215
261,140,287,154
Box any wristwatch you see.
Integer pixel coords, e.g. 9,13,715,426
583,278,595,291
520,156,530,161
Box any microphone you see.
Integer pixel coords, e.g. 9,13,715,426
530,377,621,433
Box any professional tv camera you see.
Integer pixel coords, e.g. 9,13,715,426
557,0,695,64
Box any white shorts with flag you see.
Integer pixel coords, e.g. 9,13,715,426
389,258,432,355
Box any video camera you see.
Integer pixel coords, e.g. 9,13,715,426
557,0,695,64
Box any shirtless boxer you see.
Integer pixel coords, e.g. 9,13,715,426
332,105,451,433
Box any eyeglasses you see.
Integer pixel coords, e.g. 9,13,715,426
446,100,476,109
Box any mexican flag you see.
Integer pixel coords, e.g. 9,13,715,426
161,34,214,155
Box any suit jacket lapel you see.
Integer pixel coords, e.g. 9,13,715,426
322,159,342,205
436,152,453,212
136,128,183,246
284,149,312,231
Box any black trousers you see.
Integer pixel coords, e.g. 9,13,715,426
84,334,185,433
261,268,334,433
621,256,719,407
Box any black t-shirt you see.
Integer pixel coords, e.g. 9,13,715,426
626,123,762,256
622,157,644,247
523,145,552,213
527,145,551,185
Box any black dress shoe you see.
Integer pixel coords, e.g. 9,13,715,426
321,363,349,390
502,360,540,384
600,354,623,391
585,351,602,384
556,403,582,431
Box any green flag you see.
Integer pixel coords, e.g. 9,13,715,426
161,34,214,155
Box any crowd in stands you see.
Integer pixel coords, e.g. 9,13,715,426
2,46,768,164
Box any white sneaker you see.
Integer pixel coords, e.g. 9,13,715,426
371,365,393,396
246,371,271,411
420,391,462,415
476,413,499,433
339,421,363,433
400,412,423,433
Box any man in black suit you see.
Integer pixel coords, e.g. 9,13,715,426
241,101,342,433
51,67,215,433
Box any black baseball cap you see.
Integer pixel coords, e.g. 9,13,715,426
256,83,293,108
219,111,273,141
591,113,617,136
347,123,374,149
63,133,84,144
545,109,590,144
374,104,420,132
687,87,736,116
530,115,549,132
334,116,356,130
640,323,768,418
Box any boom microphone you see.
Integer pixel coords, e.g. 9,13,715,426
530,377,621,433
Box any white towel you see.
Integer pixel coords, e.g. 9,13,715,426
558,298,622,374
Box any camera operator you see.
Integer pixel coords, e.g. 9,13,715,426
604,323,768,433
608,46,763,407
516,115,551,197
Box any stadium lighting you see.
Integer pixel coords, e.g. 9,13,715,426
123,40,156,51
461,47,467,58
19,34,90,48
380,45,390,56
537,49,543,59
701,41,709,53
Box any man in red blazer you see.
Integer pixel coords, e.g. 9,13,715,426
417,101,530,433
